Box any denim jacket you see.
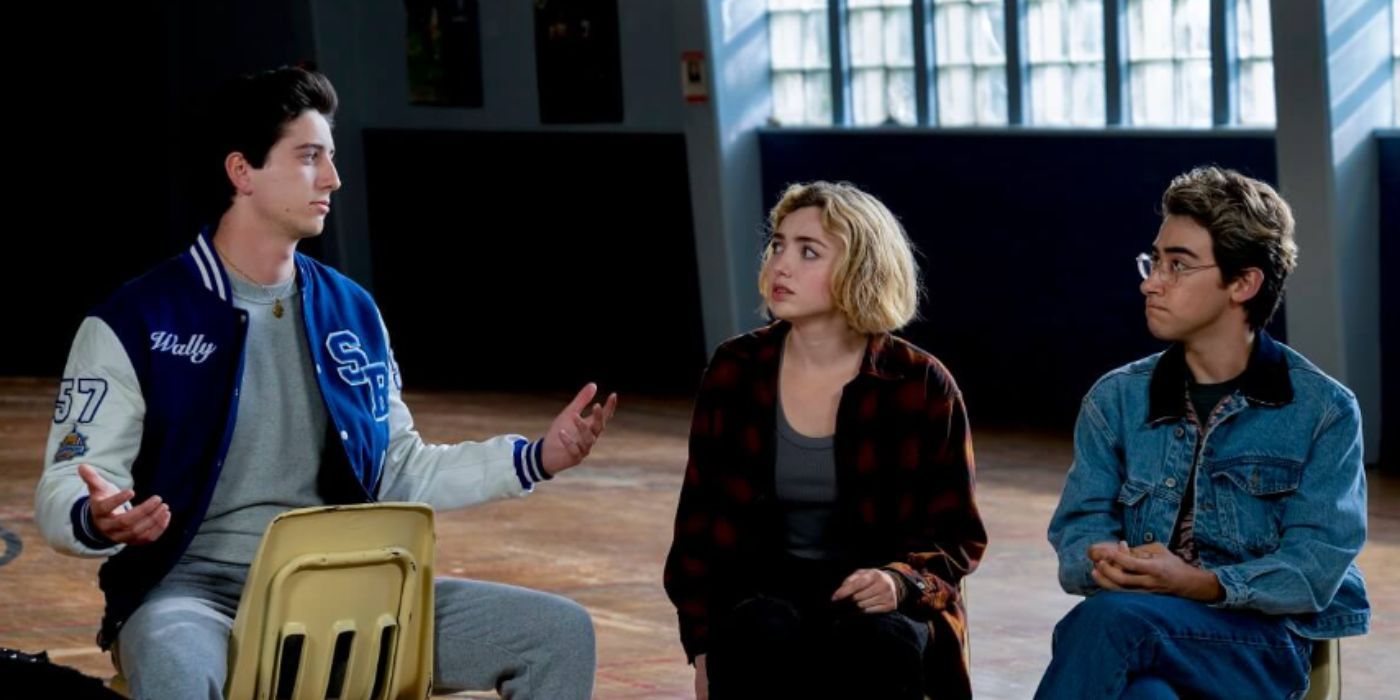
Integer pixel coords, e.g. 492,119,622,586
1048,331,1369,639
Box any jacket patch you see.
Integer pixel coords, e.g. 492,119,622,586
149,331,217,364
54,426,90,462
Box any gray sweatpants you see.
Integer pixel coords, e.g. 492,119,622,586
116,560,595,699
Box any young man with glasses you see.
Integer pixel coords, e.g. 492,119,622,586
1035,166,1369,698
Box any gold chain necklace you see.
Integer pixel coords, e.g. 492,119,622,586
218,248,291,318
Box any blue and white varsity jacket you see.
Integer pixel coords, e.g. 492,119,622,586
35,230,551,647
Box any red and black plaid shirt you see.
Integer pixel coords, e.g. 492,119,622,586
664,322,986,697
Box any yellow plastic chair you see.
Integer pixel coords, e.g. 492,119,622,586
226,502,436,700
1303,638,1340,700
109,503,436,699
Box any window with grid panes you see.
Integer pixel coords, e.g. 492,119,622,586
1125,0,1211,126
848,0,917,125
1235,0,1274,125
1025,0,1105,126
770,0,833,125
934,0,1007,125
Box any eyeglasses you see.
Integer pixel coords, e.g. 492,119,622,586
1136,252,1218,285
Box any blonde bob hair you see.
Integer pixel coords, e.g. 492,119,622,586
759,181,920,334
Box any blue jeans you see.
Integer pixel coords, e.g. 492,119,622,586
1034,592,1314,700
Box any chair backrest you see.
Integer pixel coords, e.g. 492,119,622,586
225,503,436,700
1303,638,1340,700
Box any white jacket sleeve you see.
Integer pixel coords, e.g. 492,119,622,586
34,317,145,557
374,322,550,508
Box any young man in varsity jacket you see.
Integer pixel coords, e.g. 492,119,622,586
35,66,616,699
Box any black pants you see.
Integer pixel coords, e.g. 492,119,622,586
706,556,928,700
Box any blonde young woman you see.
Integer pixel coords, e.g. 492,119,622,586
665,181,987,700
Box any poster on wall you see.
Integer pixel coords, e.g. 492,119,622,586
406,0,483,107
534,0,623,123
